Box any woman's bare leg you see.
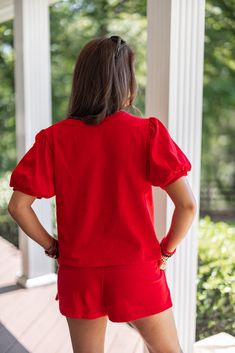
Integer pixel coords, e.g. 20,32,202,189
66,315,108,353
129,307,183,353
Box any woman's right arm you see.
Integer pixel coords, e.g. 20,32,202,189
161,176,197,253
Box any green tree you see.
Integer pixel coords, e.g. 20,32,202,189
201,0,235,211
49,0,147,122
0,20,15,172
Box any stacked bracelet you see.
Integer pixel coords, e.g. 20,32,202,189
160,237,176,258
45,238,59,259
159,255,169,270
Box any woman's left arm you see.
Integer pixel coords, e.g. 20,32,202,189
8,190,54,251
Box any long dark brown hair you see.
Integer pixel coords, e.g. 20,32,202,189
66,35,141,125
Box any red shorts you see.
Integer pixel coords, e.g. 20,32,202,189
54,259,173,322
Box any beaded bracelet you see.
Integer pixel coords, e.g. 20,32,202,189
159,255,169,270
44,238,59,259
160,236,176,258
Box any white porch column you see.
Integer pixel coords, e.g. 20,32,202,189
13,0,56,287
146,1,205,352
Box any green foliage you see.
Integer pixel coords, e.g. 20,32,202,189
0,20,15,173
49,0,147,123
196,215,235,340
202,0,235,201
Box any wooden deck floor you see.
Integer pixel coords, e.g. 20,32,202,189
0,236,145,353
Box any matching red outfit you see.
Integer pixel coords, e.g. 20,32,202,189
9,110,192,321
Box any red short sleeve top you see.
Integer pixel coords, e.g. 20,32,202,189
10,129,55,199
147,117,192,188
9,111,192,267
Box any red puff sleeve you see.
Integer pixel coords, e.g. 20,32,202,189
9,129,55,199
147,117,192,189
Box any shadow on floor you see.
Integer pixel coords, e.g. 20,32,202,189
0,283,24,295
0,321,30,353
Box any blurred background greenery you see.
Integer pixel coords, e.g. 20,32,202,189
0,0,234,342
